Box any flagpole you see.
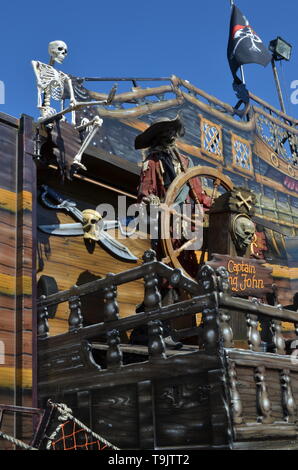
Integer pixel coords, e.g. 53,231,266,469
229,0,246,84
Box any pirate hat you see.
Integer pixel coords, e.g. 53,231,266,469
134,116,185,150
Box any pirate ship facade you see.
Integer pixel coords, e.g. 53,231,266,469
1,68,298,450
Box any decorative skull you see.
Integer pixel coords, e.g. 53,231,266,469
231,214,256,256
48,40,68,64
81,209,102,241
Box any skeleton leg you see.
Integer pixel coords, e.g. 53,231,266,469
72,116,103,171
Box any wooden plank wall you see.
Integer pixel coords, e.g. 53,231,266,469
36,171,151,336
0,114,36,446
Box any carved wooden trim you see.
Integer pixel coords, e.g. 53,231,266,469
142,251,166,361
68,293,83,332
280,369,297,423
228,362,243,425
197,265,220,353
103,274,122,369
219,309,234,348
37,295,49,339
271,319,286,355
106,329,123,369
246,314,261,352
148,320,166,361
255,366,273,424
103,275,120,322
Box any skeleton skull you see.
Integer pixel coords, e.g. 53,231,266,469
82,209,102,241
48,40,68,64
231,214,256,256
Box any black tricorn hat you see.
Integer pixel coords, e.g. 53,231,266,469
134,116,185,150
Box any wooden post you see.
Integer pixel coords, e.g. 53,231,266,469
103,274,122,369
142,251,165,361
37,297,49,339
68,286,83,332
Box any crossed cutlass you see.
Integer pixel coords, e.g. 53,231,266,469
38,185,138,262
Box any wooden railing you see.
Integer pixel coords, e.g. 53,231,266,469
37,252,298,447
37,250,219,368
70,74,298,167
37,250,298,360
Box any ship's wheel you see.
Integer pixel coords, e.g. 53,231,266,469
161,165,234,277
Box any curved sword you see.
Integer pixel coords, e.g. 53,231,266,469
39,185,138,261
38,221,138,262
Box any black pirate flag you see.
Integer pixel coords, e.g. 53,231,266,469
227,5,271,84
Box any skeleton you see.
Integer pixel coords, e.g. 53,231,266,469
81,209,102,241
32,40,113,172
231,214,256,256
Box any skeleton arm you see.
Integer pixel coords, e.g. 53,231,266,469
31,60,44,109
66,76,77,124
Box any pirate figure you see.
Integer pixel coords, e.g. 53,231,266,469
130,116,211,348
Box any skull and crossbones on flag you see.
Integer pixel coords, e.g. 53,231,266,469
227,5,271,84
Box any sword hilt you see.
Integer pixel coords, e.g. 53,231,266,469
41,185,67,208
40,185,84,223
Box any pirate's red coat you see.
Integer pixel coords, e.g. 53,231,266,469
137,152,211,207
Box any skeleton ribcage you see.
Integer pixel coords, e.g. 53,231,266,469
37,62,68,101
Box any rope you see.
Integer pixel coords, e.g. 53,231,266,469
0,431,38,450
46,401,120,450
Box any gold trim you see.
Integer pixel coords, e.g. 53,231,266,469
0,366,32,388
0,189,32,213
271,153,279,168
254,137,297,180
288,165,295,177
0,273,32,296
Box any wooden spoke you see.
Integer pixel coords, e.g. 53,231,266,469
161,165,233,277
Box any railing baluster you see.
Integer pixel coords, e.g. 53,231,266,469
68,286,83,332
148,320,166,360
281,369,297,423
142,250,165,360
219,309,234,348
198,265,219,353
104,274,122,369
106,329,122,370
246,314,261,352
37,295,49,339
255,366,273,424
271,319,286,355
228,361,243,424
294,322,298,339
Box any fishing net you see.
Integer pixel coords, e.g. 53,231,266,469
45,401,119,451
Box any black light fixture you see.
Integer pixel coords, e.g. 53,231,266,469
269,36,292,62
268,36,293,113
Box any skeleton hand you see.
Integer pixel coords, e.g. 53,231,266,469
94,116,103,127
70,98,77,108
142,195,160,206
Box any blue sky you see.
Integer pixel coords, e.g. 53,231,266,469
1,0,298,119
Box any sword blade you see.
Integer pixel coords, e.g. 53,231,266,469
99,231,138,262
38,222,138,262
38,223,84,236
